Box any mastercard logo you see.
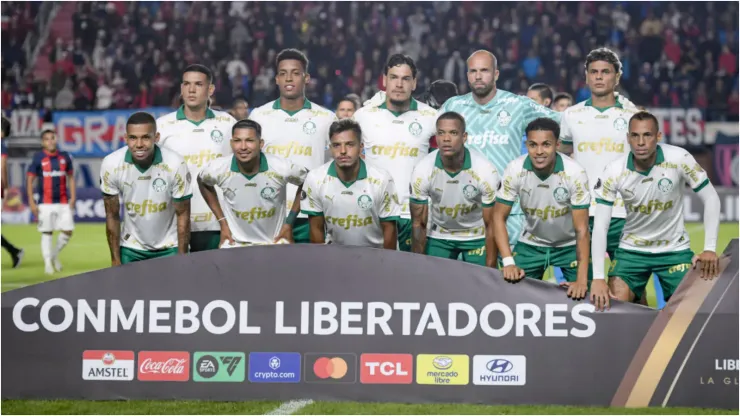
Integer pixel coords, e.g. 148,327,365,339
313,357,348,379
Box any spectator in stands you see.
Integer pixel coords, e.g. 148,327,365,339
551,92,573,112
335,97,357,119
526,83,554,107
230,98,249,120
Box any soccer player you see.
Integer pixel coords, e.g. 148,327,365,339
592,111,721,308
100,112,192,265
335,97,358,119
156,64,237,252
302,119,400,249
409,112,500,266
249,49,337,244
526,83,554,107
230,98,249,120
1,116,23,268
198,119,308,247
353,54,437,251
438,50,561,253
493,118,603,304
551,92,573,112
26,129,75,275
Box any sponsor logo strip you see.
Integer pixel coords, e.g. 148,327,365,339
415,354,469,385
473,355,526,386
82,350,134,381
193,352,245,382
249,352,301,383
304,353,357,383
137,351,190,382
360,353,413,384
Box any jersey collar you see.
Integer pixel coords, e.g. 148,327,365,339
272,98,312,116
125,146,164,173
231,153,269,180
176,106,216,126
523,153,564,181
627,146,665,176
327,159,367,188
378,98,419,117
435,147,472,177
584,97,623,113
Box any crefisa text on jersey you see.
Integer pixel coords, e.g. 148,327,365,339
11,298,597,337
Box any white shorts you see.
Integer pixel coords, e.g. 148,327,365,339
37,203,75,233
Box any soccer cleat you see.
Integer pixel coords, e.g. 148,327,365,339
53,256,63,272
44,261,55,275
11,249,23,268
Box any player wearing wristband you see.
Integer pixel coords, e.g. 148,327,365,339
302,119,401,249
493,118,600,304
100,112,193,265
198,119,308,248
592,112,721,310
409,112,500,266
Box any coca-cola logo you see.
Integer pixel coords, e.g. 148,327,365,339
137,351,190,381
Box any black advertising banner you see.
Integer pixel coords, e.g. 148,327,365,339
2,242,737,409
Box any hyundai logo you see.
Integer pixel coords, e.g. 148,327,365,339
486,359,513,373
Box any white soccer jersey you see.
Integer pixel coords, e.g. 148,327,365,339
559,99,639,218
249,99,337,219
198,153,308,246
302,160,401,248
353,99,437,219
593,143,709,253
409,148,500,241
496,153,591,248
156,107,236,232
100,146,193,251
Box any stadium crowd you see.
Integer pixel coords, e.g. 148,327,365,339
1,1,738,121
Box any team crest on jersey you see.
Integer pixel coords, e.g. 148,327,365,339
657,178,673,193
152,177,167,192
462,184,479,199
552,186,570,203
211,129,224,143
261,186,278,201
303,121,317,135
497,110,512,127
357,194,373,210
408,121,423,136
613,118,628,131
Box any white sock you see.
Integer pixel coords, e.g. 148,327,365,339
55,233,71,256
41,233,53,261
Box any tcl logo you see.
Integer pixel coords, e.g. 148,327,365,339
360,354,413,384
137,351,190,381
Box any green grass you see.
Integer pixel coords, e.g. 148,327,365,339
2,222,738,415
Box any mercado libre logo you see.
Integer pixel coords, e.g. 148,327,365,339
304,353,357,383
416,354,469,385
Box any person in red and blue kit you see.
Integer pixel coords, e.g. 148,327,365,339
1,117,24,268
26,129,76,275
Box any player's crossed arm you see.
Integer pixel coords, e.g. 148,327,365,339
278,161,310,244
197,164,233,248
172,161,193,254
409,165,430,255
301,171,326,245
492,165,524,281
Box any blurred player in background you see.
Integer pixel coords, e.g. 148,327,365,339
526,83,554,107
421,79,459,110
249,48,337,244
592,111,721,308
26,129,75,275
439,50,561,255
230,98,249,121
1,117,23,268
100,112,192,265
335,97,358,119
353,54,437,251
551,92,574,112
303,119,400,249
410,112,500,266
157,64,237,252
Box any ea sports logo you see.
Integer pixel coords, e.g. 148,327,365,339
313,357,348,379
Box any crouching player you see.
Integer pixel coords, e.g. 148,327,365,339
493,118,608,306
592,111,721,309
101,112,192,265
198,120,308,247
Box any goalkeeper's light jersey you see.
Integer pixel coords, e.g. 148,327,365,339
100,146,193,251
249,99,337,220
559,98,640,218
353,98,437,219
409,148,500,241
594,143,710,253
496,153,591,248
438,90,561,217
156,106,236,232
198,153,308,246
302,160,401,248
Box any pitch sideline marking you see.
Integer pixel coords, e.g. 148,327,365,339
265,399,314,415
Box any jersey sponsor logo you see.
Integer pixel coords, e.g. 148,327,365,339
613,118,628,131
41,170,66,177
152,177,167,192
303,121,317,135
436,203,479,219
626,199,674,215
125,200,169,217
497,110,512,127
462,184,479,199
576,138,625,154
552,187,570,203
184,150,222,168
468,132,510,146
682,163,701,183
231,207,277,223
264,142,313,158
326,214,374,230
357,194,373,210
522,205,570,220
260,186,278,201
370,143,420,159
210,129,224,143
623,233,671,248
657,178,674,193
408,121,423,136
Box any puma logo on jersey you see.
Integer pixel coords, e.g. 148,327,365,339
626,199,674,215
231,207,276,223
624,233,671,248
264,142,313,158
370,143,420,159
125,200,168,217
522,205,570,220
325,214,374,230
436,203,479,219
467,132,509,146
184,150,222,168
577,139,624,154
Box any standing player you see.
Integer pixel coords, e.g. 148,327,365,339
302,119,401,249
156,64,237,252
1,117,23,267
493,118,604,305
335,97,358,119
526,83,554,107
100,112,192,265
353,54,437,251
409,112,500,266
249,49,337,244
551,93,573,112
198,120,308,248
592,112,721,307
438,50,561,253
26,129,75,275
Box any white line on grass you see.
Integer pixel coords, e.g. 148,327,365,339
265,399,314,415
